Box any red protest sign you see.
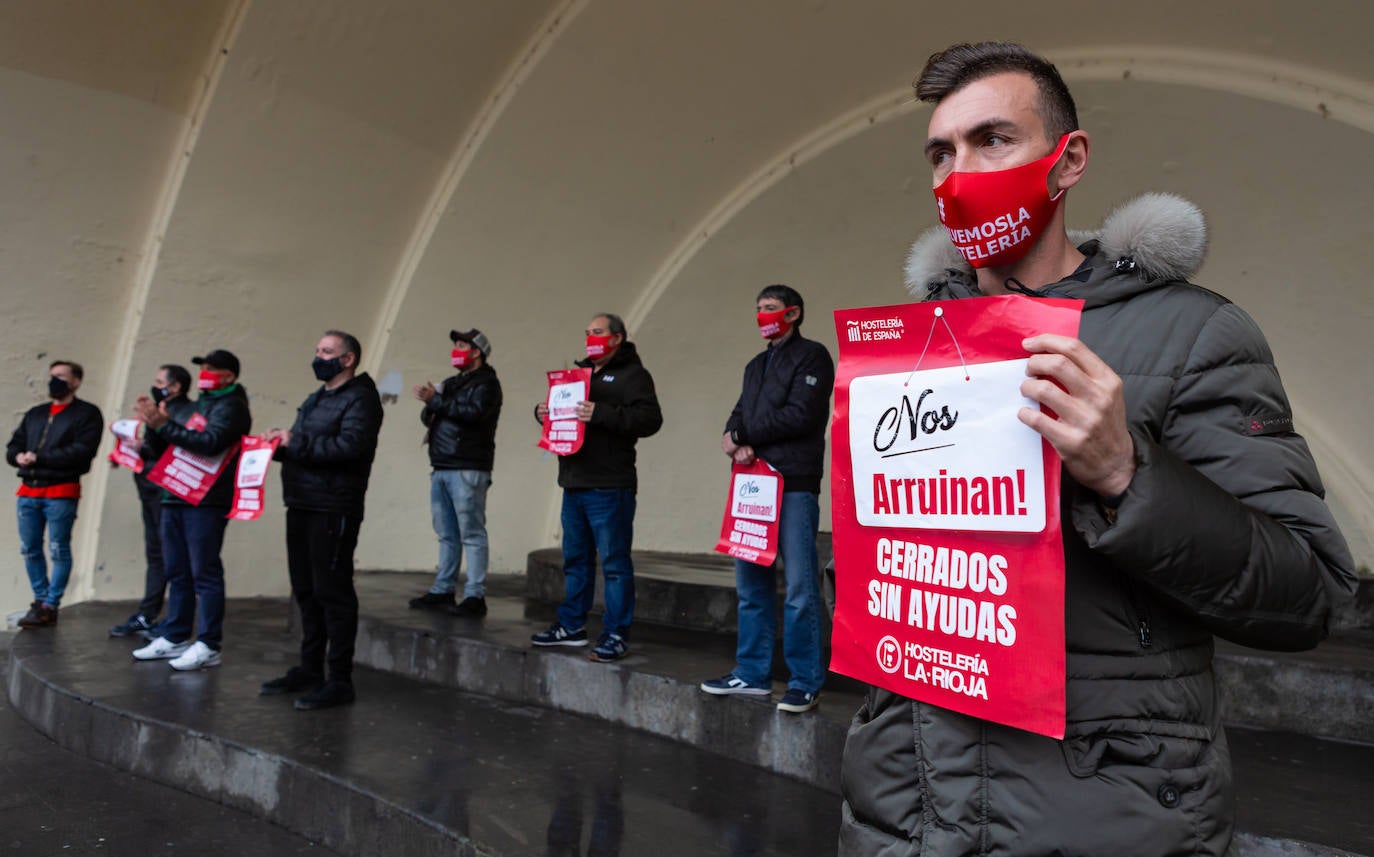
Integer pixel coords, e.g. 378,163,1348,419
714,458,781,566
107,419,145,473
830,295,1082,738
145,413,238,506
228,435,280,521
538,368,592,456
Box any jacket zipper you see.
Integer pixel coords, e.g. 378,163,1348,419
1124,578,1153,649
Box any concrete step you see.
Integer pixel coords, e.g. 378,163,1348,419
6,599,840,857
526,550,1374,745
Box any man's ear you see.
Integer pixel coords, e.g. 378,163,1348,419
1051,130,1090,195
784,306,802,324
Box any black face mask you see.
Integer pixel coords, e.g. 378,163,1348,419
48,377,71,399
312,356,345,382
150,386,170,403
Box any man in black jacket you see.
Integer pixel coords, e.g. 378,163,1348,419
259,330,384,710
701,285,834,713
7,360,104,628
131,349,251,671
531,313,663,662
408,328,502,617
109,363,192,639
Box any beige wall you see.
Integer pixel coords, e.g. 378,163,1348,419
2,0,1370,616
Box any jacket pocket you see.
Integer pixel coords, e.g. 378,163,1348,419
1061,719,1213,778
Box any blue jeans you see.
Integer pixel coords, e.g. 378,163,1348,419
558,488,636,638
16,496,78,606
734,491,823,693
159,504,229,651
429,469,492,598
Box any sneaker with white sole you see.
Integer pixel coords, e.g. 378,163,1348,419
776,688,820,713
700,674,771,696
132,636,190,661
169,640,221,671
530,623,588,647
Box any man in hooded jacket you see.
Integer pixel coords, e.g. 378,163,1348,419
838,42,1357,857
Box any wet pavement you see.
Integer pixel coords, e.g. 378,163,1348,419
0,632,337,856
8,600,841,856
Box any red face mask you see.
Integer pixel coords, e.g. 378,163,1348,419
451,347,475,368
756,307,797,340
933,134,1072,269
197,368,230,391
585,334,617,360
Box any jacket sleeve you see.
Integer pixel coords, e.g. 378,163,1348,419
282,389,383,465
5,416,26,468
37,405,104,471
733,344,834,446
157,397,250,456
1071,303,1357,651
724,361,751,436
589,367,663,439
426,375,498,425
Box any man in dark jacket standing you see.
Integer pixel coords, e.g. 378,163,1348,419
7,360,103,628
408,328,502,617
131,349,252,671
839,43,1357,857
109,363,192,639
259,330,383,710
701,285,834,713
531,313,663,662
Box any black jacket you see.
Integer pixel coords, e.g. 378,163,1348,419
840,195,1358,857
724,333,834,493
277,373,384,520
422,364,501,472
153,385,252,508
7,398,104,487
557,341,662,490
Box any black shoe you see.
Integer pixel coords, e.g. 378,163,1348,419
447,596,487,617
17,601,57,629
295,679,356,711
408,591,456,610
260,666,324,696
109,614,154,638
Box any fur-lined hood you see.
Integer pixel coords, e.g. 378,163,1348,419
904,193,1208,307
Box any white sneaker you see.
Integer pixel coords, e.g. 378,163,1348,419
132,636,190,661
169,641,221,671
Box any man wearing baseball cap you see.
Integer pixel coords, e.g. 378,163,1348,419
131,349,251,670
409,328,503,617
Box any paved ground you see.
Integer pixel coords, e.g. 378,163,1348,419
0,631,338,856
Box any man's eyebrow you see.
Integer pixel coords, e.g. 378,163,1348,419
923,119,1020,158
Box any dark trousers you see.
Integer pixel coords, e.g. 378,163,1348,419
160,504,229,650
286,508,361,683
134,473,167,619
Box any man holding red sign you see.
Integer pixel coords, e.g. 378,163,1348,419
701,285,834,714
837,43,1356,857
130,349,251,671
531,313,662,662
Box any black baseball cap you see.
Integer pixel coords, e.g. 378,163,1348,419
450,328,492,357
191,349,241,376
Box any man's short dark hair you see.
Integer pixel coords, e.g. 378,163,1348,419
915,42,1078,140
160,364,192,393
324,329,363,364
49,360,83,380
756,284,805,327
594,313,627,338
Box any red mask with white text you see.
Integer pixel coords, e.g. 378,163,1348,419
197,368,231,391
756,307,797,340
933,134,1071,269
451,347,475,368
585,334,617,360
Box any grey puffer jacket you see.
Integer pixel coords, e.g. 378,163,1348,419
840,194,1357,857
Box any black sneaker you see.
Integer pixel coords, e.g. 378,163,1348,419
447,596,488,617
109,614,154,638
409,591,456,610
294,679,356,711
260,666,324,696
17,601,57,629
777,688,820,713
530,623,588,647
588,633,628,662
